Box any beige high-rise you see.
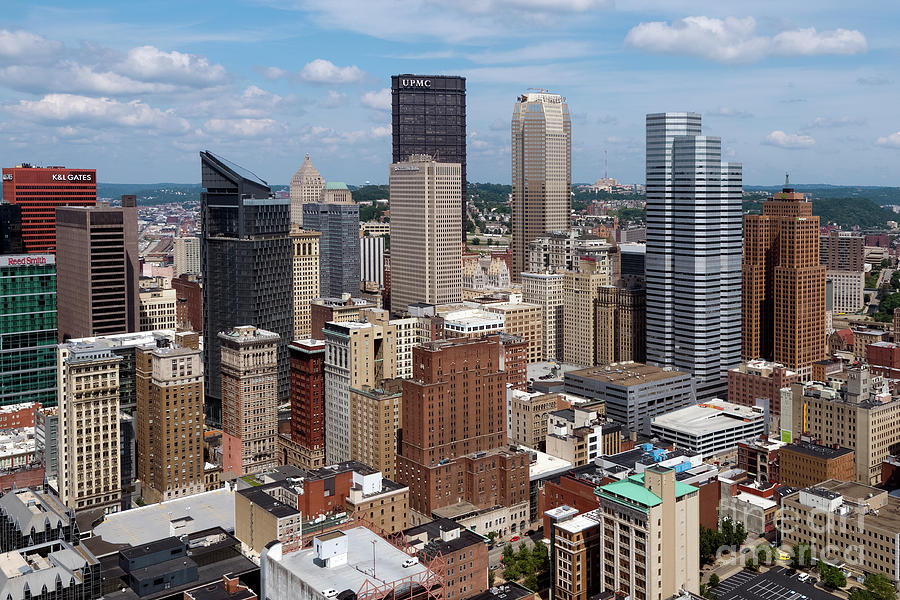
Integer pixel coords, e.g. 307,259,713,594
57,343,122,513
136,342,204,504
389,155,462,315
563,259,610,366
595,285,646,364
173,236,200,277
522,271,565,360
139,288,178,331
511,92,572,281
350,380,402,480
289,154,325,225
290,226,320,339
220,326,280,476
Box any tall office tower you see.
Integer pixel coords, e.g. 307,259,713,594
0,254,57,407
200,151,293,418
563,259,610,366
522,271,565,360
302,195,360,298
219,326,279,476
136,342,204,504
391,75,467,241
396,337,529,516
743,183,825,377
290,227,321,340
350,381,402,481
172,236,200,277
0,204,23,253
528,231,618,274
2,165,96,253
510,91,572,281
323,318,397,464
644,113,742,399
57,342,122,513
820,231,866,313
360,235,385,286
595,284,646,364
389,155,462,315
288,339,326,469
289,154,324,226
56,198,139,341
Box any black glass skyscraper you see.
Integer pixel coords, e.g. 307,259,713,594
0,203,23,254
200,151,293,421
391,74,466,240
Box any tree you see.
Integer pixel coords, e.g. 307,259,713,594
791,543,812,568
472,237,481,245
502,544,515,564
487,531,498,543
850,589,876,600
503,562,520,582
757,546,770,568
709,574,720,588
818,563,846,589
745,556,758,571
882,259,892,269
488,570,496,587
733,522,748,547
864,573,897,600
892,270,900,290
721,519,735,546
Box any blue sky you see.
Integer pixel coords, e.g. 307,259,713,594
1,0,898,186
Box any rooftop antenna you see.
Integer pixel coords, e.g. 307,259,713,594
785,172,790,187
604,149,608,180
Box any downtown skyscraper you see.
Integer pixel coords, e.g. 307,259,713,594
200,151,293,420
743,182,825,378
392,75,467,240
510,91,571,280
645,113,742,399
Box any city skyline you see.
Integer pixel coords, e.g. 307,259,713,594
0,1,897,186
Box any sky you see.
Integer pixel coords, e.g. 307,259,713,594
1,0,898,186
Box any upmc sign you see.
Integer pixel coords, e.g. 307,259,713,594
1,254,55,267
401,78,432,88
51,171,93,182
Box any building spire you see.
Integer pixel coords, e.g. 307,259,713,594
785,172,790,187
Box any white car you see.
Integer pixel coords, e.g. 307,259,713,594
322,590,338,598
798,573,810,582
402,558,418,568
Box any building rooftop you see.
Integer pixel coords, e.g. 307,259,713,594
92,489,235,546
567,362,690,387
324,182,348,190
0,540,97,600
405,518,485,556
555,512,600,534
269,527,429,597
526,361,583,384
515,445,573,481
467,583,535,600
651,399,765,436
731,359,797,378
782,441,853,460
0,489,72,537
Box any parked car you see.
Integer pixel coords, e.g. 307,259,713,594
402,559,418,568
510,536,520,542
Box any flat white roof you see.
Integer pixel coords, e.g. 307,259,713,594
651,399,765,436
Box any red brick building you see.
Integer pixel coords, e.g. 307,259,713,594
728,360,799,418
2,165,96,253
397,337,529,516
288,339,326,469
172,275,202,332
492,333,527,391
538,474,601,532
867,341,900,378
737,437,783,484
405,518,489,600
0,403,40,430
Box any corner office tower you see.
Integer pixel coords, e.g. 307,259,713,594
200,152,293,421
644,113,742,400
511,91,571,281
392,75,466,241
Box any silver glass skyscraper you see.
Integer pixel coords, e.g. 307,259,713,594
645,113,742,399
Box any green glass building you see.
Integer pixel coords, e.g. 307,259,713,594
0,254,57,406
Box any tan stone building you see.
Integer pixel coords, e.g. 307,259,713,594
136,342,205,504
781,480,900,582
563,259,610,366
343,473,410,535
324,318,397,464
389,155,462,315
595,284,645,364
507,389,569,448
790,372,900,484
778,441,854,488
138,288,178,331
234,481,304,557
56,343,122,513
220,326,280,476
290,226,320,340
350,380,403,480
477,300,544,364
289,153,325,226
852,327,890,362
522,271,564,360
550,466,699,600
511,92,571,281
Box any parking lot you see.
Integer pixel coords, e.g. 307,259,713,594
713,566,842,600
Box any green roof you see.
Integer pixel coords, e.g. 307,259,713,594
325,181,349,190
628,473,698,498
598,480,662,509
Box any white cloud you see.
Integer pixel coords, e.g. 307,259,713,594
876,133,900,148
321,90,346,108
361,88,391,110
203,118,284,137
449,0,611,14
466,41,595,64
858,75,891,86
300,59,366,84
806,116,864,128
370,126,390,138
625,16,866,63
764,130,816,149
256,65,288,80
116,45,228,85
708,106,753,118
0,29,62,61
6,94,190,132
